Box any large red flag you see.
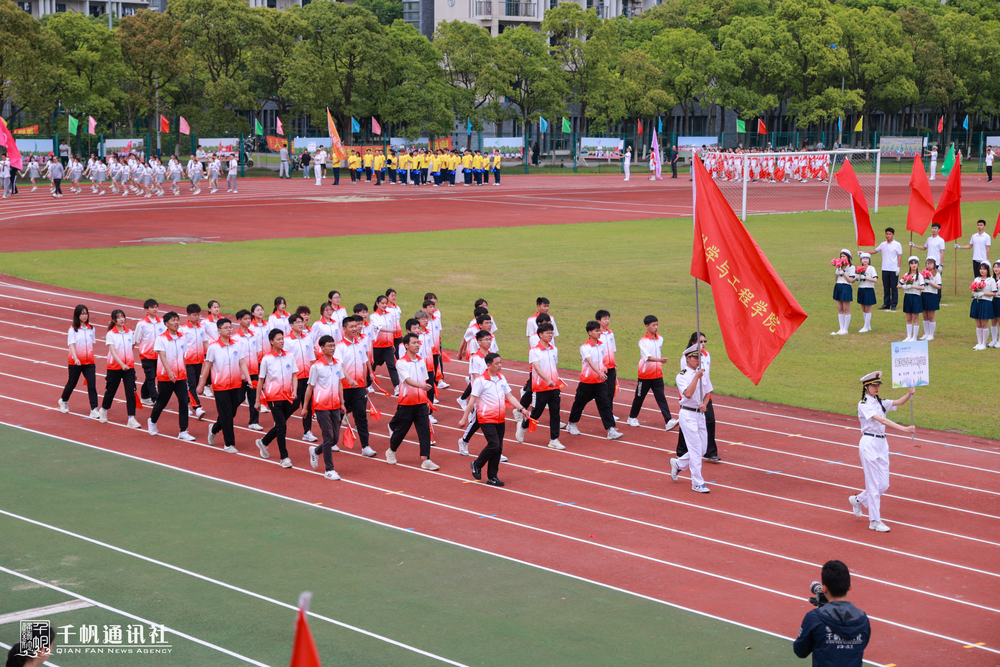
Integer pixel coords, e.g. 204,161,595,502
757,119,767,134
906,155,935,235
160,115,170,133
937,116,944,133
834,159,876,246
0,116,23,170
691,156,808,385
289,592,321,667
931,154,962,242
994,209,1000,239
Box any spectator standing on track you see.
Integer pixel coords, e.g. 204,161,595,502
99,309,141,429
515,322,564,450
226,154,238,193
180,304,208,421
279,145,290,179
928,145,937,180
670,344,712,493
198,318,251,454
300,149,311,179
849,371,914,532
302,334,345,480
565,321,624,441
623,146,631,181
676,332,720,463
670,145,679,179
793,560,871,667
985,148,994,183
336,315,379,458
255,329,297,468
58,304,99,419
314,147,326,185
955,219,992,279
148,311,196,442
626,315,679,432
873,227,902,311
385,333,438,470
135,299,165,407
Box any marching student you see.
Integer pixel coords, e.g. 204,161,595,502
302,334,346,480
873,228,902,311
312,302,340,352
515,321,564,450
565,321,624,441
491,149,501,186
596,309,619,422
459,352,530,487
226,154,238,193
970,261,996,350
911,222,946,276
955,219,992,278
855,252,878,333
207,155,220,193
186,154,203,195
328,291,348,333
255,329,297,468
385,333,439,470
370,294,400,391
285,313,318,442
518,312,551,409
58,304,99,419
268,296,292,336
676,331,720,463
457,329,493,456
423,295,446,389
201,300,222,397
991,261,1000,347
24,156,40,191
412,312,438,410
99,309,141,428
669,344,712,494
198,318,251,454
335,315,378,458
233,309,264,430
849,372,915,532
373,150,386,185
831,249,856,336
135,299,165,407
154,157,166,196
385,288,404,355
250,303,271,357
180,304,208,420
920,259,942,341
148,311,196,441
626,316,679,431
898,256,925,341
526,297,558,340
47,156,64,197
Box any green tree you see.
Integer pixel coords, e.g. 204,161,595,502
433,20,494,139
650,27,714,135
0,1,62,122
118,9,187,134
715,15,792,125
46,13,126,127
355,0,403,26
542,3,605,135
247,7,306,124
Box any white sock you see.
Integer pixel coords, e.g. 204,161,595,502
905,324,912,339
977,328,985,345
992,325,998,343
930,321,936,335
836,314,844,331
864,312,871,328
922,321,930,336
844,314,851,330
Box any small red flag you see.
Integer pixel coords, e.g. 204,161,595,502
188,390,198,405
342,419,357,449
435,366,443,382
441,351,451,363
429,420,435,442
135,391,144,409
527,418,538,433
835,159,876,247
637,119,643,135
367,399,382,423
757,119,767,134
289,593,322,667
614,378,620,395
555,379,568,389
937,116,944,133
83,377,87,386
370,378,392,397
931,155,963,242
906,155,935,235
994,209,1000,239
160,115,170,133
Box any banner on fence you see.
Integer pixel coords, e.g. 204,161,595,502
197,137,238,155
482,138,524,158
266,135,288,151
14,139,54,154
879,136,923,158
985,136,1000,149
13,125,38,135
579,137,623,159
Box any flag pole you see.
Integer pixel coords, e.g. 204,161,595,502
910,393,914,441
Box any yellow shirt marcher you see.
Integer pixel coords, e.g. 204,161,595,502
363,152,373,168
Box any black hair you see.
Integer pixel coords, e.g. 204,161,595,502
821,560,851,598
424,292,437,300
884,227,895,234
385,288,396,297
473,306,489,318
72,304,88,331
186,303,201,315
595,309,610,320
320,302,333,314
474,298,488,308
295,305,311,316
931,222,941,229
375,295,388,307
108,308,126,331
143,298,159,309
422,299,435,308
328,290,340,299
207,300,219,309
687,331,706,346
268,328,283,342
977,218,987,226
353,303,368,314
485,352,500,365
535,313,551,325
250,303,264,317
405,318,420,331
537,322,554,334
476,314,491,326
585,320,600,333
475,329,493,341
216,317,231,329
163,311,180,324
273,296,286,312
536,297,550,306
235,309,250,320
317,334,335,347
401,332,419,346
643,315,658,326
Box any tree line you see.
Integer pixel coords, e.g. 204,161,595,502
2,0,998,149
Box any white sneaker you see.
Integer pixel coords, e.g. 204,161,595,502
500,454,508,462
433,398,440,404
367,386,375,394
177,431,195,441
421,459,440,471
918,334,928,340
309,446,319,469
607,428,623,441
147,419,158,436
515,420,526,443
665,418,679,431
98,408,108,423
458,438,469,456
88,408,101,419
457,397,467,410
203,387,214,398
830,331,841,336
259,403,269,413
429,416,438,424
361,446,377,458
127,417,141,429
566,423,581,435
195,407,206,420
692,484,711,493
869,520,890,533
858,327,870,333
256,438,269,459
330,444,340,452
248,423,264,431
324,470,341,480
437,380,450,389
280,458,293,468
141,398,154,407
926,335,934,341
392,385,399,397
974,344,987,351
560,422,567,429
849,495,863,518
837,330,848,335
386,449,397,465
669,457,680,482
57,399,69,413
207,427,216,445
302,431,318,443
613,415,619,422
626,417,640,427
548,439,565,450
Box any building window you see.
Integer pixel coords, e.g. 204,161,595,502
89,3,104,13
402,0,418,25
55,2,65,10
17,1,31,11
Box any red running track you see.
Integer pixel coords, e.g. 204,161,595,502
1,274,998,666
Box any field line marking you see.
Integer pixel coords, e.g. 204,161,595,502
0,600,93,626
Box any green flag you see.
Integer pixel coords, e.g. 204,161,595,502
68,115,78,135
562,117,571,134
255,118,263,135
736,119,746,133
940,144,956,176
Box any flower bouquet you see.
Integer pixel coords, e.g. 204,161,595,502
970,279,987,294
829,257,849,269
921,270,934,279
900,273,918,288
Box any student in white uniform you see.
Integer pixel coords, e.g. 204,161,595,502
970,261,996,350
154,158,166,196
898,256,925,341
623,146,632,181
910,222,946,276
831,249,856,335
93,158,107,195
670,344,712,494
955,219,992,278
928,146,937,180
208,156,220,193
25,156,40,191
855,252,878,332
226,155,239,193
919,258,942,340
849,371,914,533
0,155,10,199
991,261,1000,347
186,154,203,195
314,148,327,185
168,155,183,195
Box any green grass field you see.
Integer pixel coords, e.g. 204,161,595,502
1,202,997,438
0,425,799,666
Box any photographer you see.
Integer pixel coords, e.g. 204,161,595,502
793,560,870,666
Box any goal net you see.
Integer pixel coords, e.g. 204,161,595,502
701,149,881,221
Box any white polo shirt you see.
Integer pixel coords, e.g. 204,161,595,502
969,232,992,263
875,240,903,272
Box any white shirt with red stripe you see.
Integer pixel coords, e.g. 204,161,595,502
396,354,429,406
308,358,343,411
335,337,368,388
637,334,665,380
267,312,291,336
251,318,271,354
106,326,135,370
528,342,559,392
578,339,605,384
471,370,512,424
67,324,96,366
370,311,395,348
386,304,403,337
467,331,498,355
154,330,188,381
180,322,206,364
599,329,616,369
430,310,442,353
399,330,435,371
234,329,261,376
526,312,557,338
469,317,498,334
312,318,340,353
206,339,244,391
136,315,165,360
285,331,314,380
468,349,487,384
201,315,222,343
259,350,296,402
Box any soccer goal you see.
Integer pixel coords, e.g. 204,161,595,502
702,149,882,221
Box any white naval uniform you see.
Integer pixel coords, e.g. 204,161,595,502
855,395,897,523
674,365,711,487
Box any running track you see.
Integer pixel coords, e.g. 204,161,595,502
1,275,998,666
3,172,1000,252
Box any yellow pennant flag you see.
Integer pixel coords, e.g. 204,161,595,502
327,108,346,162
853,118,863,132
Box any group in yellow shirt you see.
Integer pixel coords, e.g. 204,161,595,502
330,147,503,188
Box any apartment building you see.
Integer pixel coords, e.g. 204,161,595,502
433,0,658,36
16,0,162,20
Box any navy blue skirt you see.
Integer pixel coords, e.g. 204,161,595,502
833,283,853,303
993,298,1000,318
921,292,940,311
903,293,923,314
971,299,993,319
857,288,877,306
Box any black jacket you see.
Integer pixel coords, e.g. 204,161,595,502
793,601,870,667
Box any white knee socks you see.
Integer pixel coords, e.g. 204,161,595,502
863,312,871,330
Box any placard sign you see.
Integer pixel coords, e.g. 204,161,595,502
891,340,929,388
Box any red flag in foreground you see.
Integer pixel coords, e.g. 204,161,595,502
441,351,451,363
931,154,963,242
342,419,357,449
691,156,808,385
367,398,382,423
994,209,1000,238
0,116,23,170
290,592,321,667
906,155,935,235
134,391,144,409
834,159,876,247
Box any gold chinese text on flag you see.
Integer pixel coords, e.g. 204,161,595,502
691,155,808,384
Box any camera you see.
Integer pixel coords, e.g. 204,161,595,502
808,581,828,608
